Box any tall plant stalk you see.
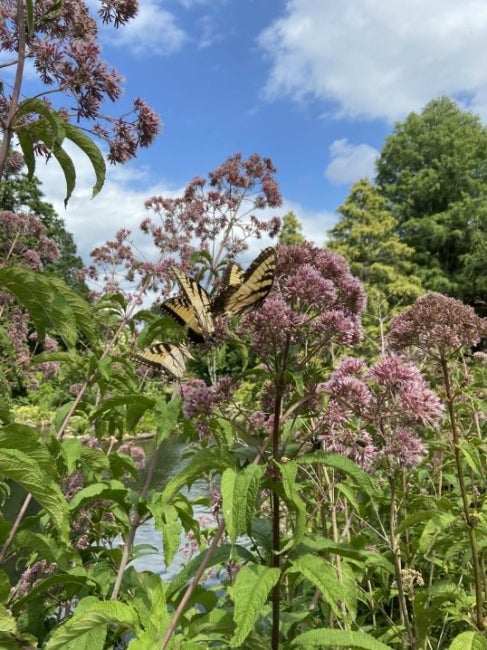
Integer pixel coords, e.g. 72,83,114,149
440,354,484,630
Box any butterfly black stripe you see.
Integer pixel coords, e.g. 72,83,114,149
133,342,192,379
212,247,277,317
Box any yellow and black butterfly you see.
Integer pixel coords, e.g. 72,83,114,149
161,268,214,344
212,247,277,318
133,342,193,380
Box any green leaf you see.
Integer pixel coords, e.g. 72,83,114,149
149,502,181,567
63,122,106,198
0,448,69,541
418,511,456,554
0,424,55,477
92,395,155,433
222,465,264,543
16,99,66,146
46,598,139,650
166,544,253,601
413,583,461,647
11,574,93,613
0,267,79,347
448,631,487,650
298,452,377,498
287,554,347,620
291,628,393,649
17,128,36,179
50,144,76,207
229,563,280,647
160,447,235,506
0,604,16,633
60,438,83,475
45,275,97,345
68,481,128,513
154,397,182,446
280,461,306,550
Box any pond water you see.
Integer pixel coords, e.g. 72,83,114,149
129,436,210,579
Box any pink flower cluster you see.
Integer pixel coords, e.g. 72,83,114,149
388,293,487,358
241,243,366,362
181,376,238,439
317,354,443,470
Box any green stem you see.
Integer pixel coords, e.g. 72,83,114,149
440,355,484,630
389,476,415,648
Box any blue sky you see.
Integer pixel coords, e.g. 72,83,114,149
31,0,487,263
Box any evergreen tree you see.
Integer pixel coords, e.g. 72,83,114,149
376,97,487,312
278,211,305,245
328,179,423,350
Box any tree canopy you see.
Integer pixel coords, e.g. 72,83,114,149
376,97,487,311
278,211,305,245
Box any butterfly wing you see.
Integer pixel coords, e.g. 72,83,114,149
211,261,244,314
133,342,192,379
213,247,277,317
222,261,244,290
172,269,214,341
160,296,205,344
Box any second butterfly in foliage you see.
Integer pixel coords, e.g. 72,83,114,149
212,246,277,318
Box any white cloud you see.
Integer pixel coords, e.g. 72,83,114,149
105,0,187,57
34,146,178,264
325,139,379,185
258,0,487,121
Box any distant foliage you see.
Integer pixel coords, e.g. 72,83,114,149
376,97,487,312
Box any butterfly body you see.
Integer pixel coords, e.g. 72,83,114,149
132,247,277,380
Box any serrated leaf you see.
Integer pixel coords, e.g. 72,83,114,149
154,396,182,446
287,554,346,619
280,461,306,550
0,449,69,540
45,598,139,650
16,100,66,146
50,144,76,207
160,447,235,506
0,424,55,476
418,511,456,554
166,544,253,601
45,275,96,345
149,502,181,567
92,395,155,434
291,628,393,649
222,466,264,541
68,481,128,513
229,564,280,647
0,267,78,347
